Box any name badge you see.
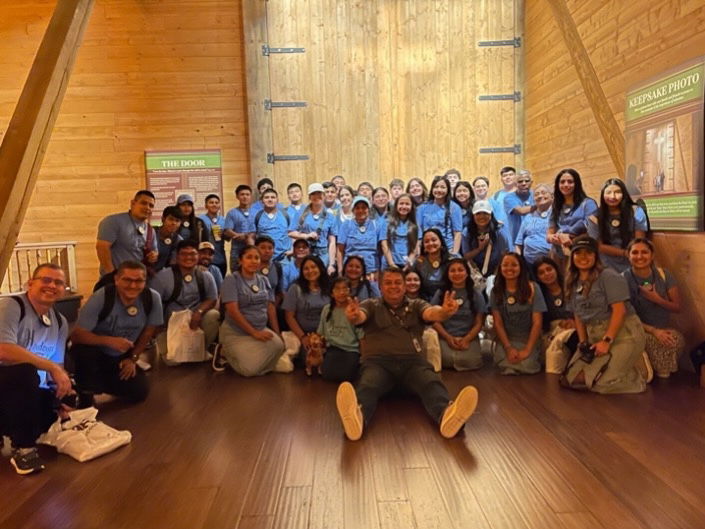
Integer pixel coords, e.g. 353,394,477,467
431,261,440,269
313,214,320,220
261,267,270,275
576,285,583,294
41,314,51,326
267,213,275,220
138,225,146,234
563,207,571,214
611,219,620,227
507,296,516,305
251,284,260,293
243,210,249,217
456,298,464,306
184,274,193,283
358,225,366,233
127,306,139,316
540,211,548,218
164,238,172,245
183,221,190,228
554,298,563,307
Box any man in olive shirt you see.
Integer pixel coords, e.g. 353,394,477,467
336,267,479,441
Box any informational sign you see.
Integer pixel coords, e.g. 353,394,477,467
145,149,223,220
624,58,705,231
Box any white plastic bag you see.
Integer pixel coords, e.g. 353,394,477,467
545,327,576,374
37,407,131,462
281,330,301,358
166,309,207,363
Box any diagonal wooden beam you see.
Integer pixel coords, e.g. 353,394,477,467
544,0,625,178
0,0,94,284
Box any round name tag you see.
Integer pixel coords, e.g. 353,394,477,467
313,214,320,220
554,298,563,307
243,211,249,216
611,219,620,227
184,274,193,283
478,234,488,241
267,213,275,220
41,314,51,326
358,225,366,233
431,261,440,269
507,296,516,305
251,284,260,293
164,238,172,245
138,225,146,234
127,306,139,316
183,221,190,228
540,211,548,218
576,285,583,294
261,267,270,275
456,298,464,306
563,207,571,214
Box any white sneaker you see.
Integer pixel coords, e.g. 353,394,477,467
440,386,478,439
336,382,363,441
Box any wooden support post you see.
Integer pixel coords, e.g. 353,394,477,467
0,0,94,285
544,0,625,178
514,0,525,169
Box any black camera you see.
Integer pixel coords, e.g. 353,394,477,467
579,342,596,363
47,379,78,409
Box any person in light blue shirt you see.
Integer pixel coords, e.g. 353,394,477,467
333,185,355,237
153,206,183,274
254,189,292,261
323,181,341,215
503,171,535,243
281,239,311,294
0,263,72,475
370,187,390,221
417,175,463,255
250,177,275,217
198,194,227,276
491,166,517,205
336,196,385,274
286,182,305,222
472,176,508,226
224,184,256,272
452,181,475,249
547,168,598,268
381,194,419,270
342,255,380,301
96,189,158,277
175,193,208,244
587,178,648,272
463,200,511,280
198,242,224,292
288,183,337,273
71,261,162,405
514,183,553,266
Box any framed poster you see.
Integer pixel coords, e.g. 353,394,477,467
624,58,704,231
145,149,223,221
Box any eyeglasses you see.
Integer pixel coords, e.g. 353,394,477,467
118,277,146,285
33,276,66,287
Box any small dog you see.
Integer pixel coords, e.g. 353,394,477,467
305,332,325,376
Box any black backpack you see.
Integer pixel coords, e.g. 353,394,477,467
164,266,206,308
11,296,63,330
97,283,155,323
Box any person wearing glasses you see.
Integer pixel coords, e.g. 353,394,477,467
70,261,162,407
0,264,73,475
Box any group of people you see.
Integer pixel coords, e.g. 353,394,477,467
0,166,685,474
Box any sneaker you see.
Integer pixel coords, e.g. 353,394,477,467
440,385,478,439
10,447,45,475
211,343,228,372
273,354,294,373
336,382,363,441
636,351,654,383
656,370,671,379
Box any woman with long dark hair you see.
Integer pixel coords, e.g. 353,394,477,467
547,168,598,267
417,175,463,255
561,235,648,393
381,194,419,270
413,228,451,301
341,255,380,301
430,258,486,371
490,252,546,375
587,178,648,272
463,200,510,280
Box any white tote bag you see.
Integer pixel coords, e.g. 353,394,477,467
37,407,132,462
166,309,207,363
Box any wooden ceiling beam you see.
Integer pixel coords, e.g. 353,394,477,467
0,0,94,284
544,0,625,178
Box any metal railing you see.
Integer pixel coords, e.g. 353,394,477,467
0,241,79,295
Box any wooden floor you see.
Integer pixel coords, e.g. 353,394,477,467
2,362,705,529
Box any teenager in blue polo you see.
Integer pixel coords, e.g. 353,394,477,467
288,183,337,274
254,188,292,261
224,184,256,272
417,175,463,255
198,193,227,276
336,196,385,275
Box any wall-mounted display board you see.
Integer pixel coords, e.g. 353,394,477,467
145,149,223,220
624,57,704,231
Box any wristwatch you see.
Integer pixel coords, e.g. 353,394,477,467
196,308,204,315
601,336,613,344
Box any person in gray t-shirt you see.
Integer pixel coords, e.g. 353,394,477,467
71,261,163,405
0,264,72,475
96,190,158,277
334,267,479,442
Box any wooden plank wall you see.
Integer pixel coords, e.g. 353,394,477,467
246,0,522,194
525,0,705,346
0,0,250,296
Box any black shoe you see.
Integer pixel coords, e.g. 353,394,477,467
10,448,46,475
77,392,95,409
211,343,227,372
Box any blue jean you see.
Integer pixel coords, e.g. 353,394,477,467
355,354,450,424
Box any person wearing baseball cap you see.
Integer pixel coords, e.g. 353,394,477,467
176,193,208,245
463,200,511,282
288,183,337,274
198,241,223,291
336,195,384,275
562,234,650,393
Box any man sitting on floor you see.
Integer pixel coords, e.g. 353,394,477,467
0,264,73,475
152,239,219,362
336,267,479,441
70,261,162,407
